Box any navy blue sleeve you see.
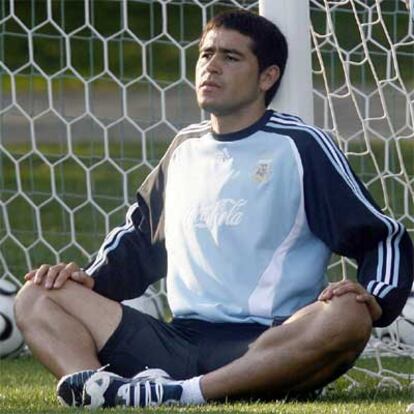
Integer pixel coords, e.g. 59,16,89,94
84,164,167,302
83,131,193,302
273,120,414,327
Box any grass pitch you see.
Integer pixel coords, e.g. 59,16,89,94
0,355,412,414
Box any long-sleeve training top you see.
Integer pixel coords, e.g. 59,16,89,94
85,110,414,327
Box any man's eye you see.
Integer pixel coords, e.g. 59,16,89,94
226,55,238,61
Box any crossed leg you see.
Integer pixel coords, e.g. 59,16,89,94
14,280,121,378
201,293,372,400
14,280,372,402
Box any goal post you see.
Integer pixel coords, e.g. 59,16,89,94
0,0,413,390
259,0,314,124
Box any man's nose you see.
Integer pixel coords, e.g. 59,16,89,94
205,55,221,74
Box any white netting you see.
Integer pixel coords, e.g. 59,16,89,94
309,0,414,389
0,0,412,387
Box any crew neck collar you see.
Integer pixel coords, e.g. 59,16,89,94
211,110,273,142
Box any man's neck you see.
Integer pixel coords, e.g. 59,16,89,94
210,105,267,135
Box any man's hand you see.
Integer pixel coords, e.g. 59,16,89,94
24,262,95,290
318,279,382,323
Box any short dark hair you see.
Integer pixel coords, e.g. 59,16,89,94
201,10,288,107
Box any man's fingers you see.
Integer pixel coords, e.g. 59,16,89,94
33,264,51,285
65,262,81,273
332,283,362,296
52,262,80,289
318,287,334,301
52,269,71,289
318,280,351,300
70,271,85,281
320,280,382,322
24,270,37,281
355,292,371,302
25,262,83,289
44,264,66,289
319,280,366,300
71,271,94,289
356,293,382,322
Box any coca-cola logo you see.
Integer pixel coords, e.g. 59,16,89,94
186,198,247,230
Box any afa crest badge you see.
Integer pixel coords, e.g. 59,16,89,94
253,160,272,183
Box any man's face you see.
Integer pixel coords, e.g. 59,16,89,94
195,28,265,116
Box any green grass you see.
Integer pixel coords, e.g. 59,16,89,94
0,356,412,414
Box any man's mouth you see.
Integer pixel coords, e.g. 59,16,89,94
200,80,221,89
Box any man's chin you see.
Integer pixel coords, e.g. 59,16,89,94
198,100,214,113
198,101,227,116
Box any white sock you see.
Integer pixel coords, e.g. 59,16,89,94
179,376,206,405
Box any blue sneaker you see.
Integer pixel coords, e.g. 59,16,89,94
56,369,96,407
83,369,183,408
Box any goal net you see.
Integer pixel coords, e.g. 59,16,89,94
0,0,413,390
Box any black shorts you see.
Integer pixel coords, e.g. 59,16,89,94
98,304,268,379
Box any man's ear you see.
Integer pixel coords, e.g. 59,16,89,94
259,65,280,93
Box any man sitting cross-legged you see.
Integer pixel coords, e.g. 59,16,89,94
14,10,413,409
